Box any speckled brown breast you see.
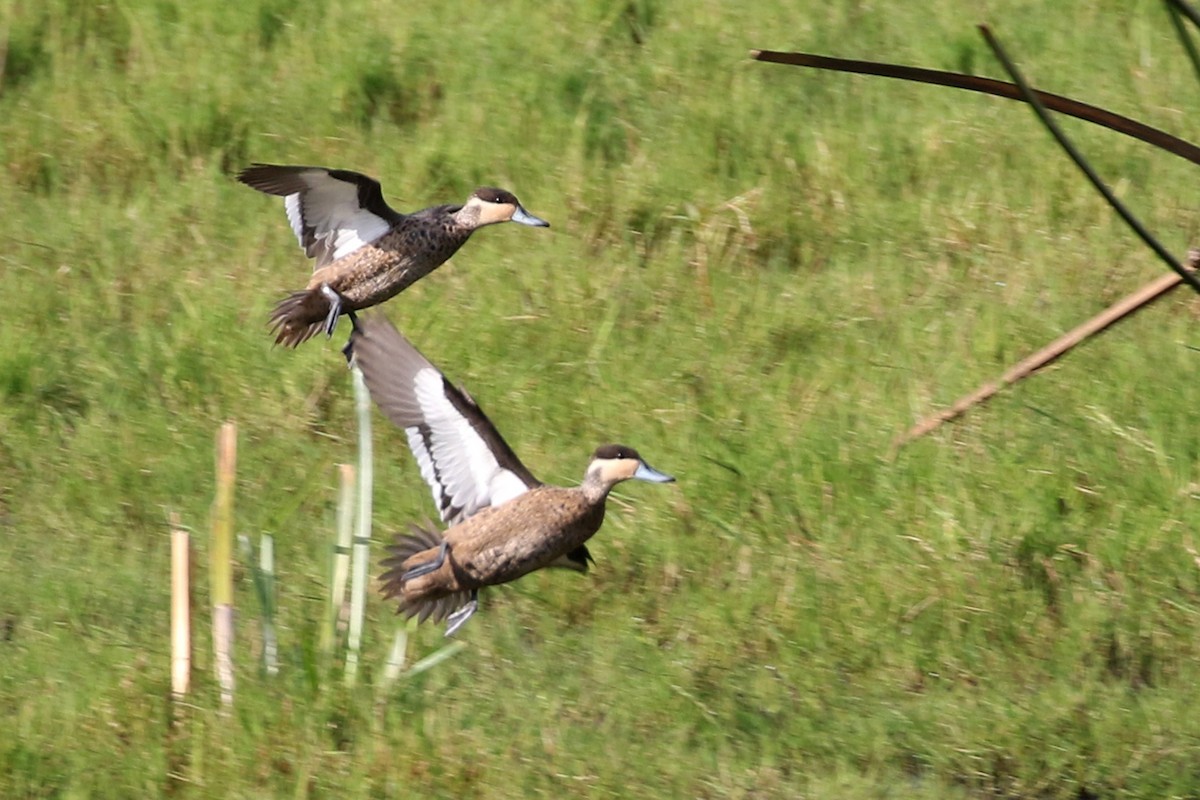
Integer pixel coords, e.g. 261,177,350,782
304,210,473,309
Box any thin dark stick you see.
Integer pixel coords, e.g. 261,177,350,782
1166,1,1200,87
1167,0,1200,29
751,50,1200,167
979,25,1200,294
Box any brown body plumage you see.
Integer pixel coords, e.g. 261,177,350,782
380,475,610,622
238,164,549,347
267,212,472,346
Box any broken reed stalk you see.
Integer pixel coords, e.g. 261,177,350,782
321,463,356,662
170,512,191,699
345,366,373,686
211,421,237,707
894,263,1196,449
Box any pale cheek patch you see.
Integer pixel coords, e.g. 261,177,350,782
478,202,515,226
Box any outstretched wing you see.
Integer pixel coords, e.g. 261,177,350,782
348,315,540,525
238,163,402,269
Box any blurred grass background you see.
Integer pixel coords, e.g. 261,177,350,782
2,0,1200,796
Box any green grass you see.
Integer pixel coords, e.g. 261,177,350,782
3,0,1200,796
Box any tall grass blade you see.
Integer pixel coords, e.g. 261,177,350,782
401,641,467,679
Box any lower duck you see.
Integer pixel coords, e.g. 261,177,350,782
345,315,675,636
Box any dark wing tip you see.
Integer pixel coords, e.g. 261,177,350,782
236,162,284,187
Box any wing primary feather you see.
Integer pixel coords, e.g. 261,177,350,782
348,315,541,524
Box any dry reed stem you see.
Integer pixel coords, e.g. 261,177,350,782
894,257,1197,450
170,513,190,699
211,421,237,706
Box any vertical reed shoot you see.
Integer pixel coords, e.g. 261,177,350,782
238,533,278,676
211,421,237,706
321,463,356,662
170,512,191,699
345,367,373,686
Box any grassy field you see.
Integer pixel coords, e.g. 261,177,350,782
3,0,1200,796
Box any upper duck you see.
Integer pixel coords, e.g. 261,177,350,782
346,315,674,636
238,164,549,347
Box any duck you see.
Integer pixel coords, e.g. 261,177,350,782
345,314,675,636
237,164,549,347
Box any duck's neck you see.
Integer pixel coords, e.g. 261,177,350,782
580,470,618,505
451,204,483,230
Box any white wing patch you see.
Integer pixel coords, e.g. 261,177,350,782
407,368,530,523
283,170,392,268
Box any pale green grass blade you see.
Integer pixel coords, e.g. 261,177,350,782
344,365,373,686
378,618,413,692
320,463,355,662
400,641,467,680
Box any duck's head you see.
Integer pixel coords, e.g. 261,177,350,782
463,187,550,228
585,444,675,487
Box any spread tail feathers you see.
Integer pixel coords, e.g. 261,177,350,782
379,522,473,624
268,289,331,347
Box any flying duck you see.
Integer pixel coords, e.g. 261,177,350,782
237,164,549,347
345,315,675,636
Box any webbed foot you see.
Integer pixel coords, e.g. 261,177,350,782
401,541,448,581
319,285,344,338
341,312,360,364
444,591,479,637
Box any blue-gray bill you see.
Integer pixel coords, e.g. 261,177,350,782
634,461,675,483
511,206,550,227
